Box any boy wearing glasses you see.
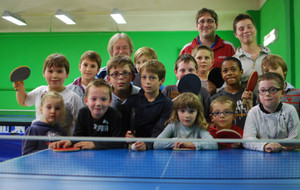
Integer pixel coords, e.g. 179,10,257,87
122,60,173,151
179,8,235,68
243,72,299,153
107,55,140,114
211,57,256,129
209,96,243,149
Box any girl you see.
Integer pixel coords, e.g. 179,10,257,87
22,92,66,155
154,92,218,150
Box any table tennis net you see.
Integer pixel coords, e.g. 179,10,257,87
0,136,300,180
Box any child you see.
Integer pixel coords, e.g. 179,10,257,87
243,72,299,153
133,47,158,88
154,92,218,150
67,50,101,104
22,92,67,155
208,96,243,149
261,54,300,118
49,79,125,150
14,53,84,135
211,57,256,129
106,55,140,114
191,45,214,89
122,60,173,151
162,54,211,122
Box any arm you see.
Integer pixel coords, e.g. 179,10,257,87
153,124,175,149
192,129,218,150
22,127,38,155
14,81,27,106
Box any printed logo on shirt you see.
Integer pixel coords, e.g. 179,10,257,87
47,131,62,137
218,56,228,59
94,119,109,132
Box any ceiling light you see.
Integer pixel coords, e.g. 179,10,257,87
110,8,126,24
2,10,27,26
264,28,279,46
55,9,76,25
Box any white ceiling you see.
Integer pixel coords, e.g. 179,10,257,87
0,0,266,33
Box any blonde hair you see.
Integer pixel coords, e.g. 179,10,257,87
210,96,236,113
133,47,158,63
166,93,208,130
191,45,214,61
107,33,134,57
40,92,66,125
86,79,112,100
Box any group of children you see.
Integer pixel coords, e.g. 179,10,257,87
17,33,299,155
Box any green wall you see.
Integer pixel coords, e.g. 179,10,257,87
0,30,239,109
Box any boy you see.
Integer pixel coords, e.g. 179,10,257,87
191,45,214,89
67,50,101,104
261,54,300,118
49,79,125,150
208,96,243,149
106,55,140,114
243,72,299,153
14,53,84,135
133,47,158,88
122,60,173,151
162,54,211,122
211,57,256,129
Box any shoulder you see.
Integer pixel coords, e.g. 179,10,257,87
217,36,236,51
180,36,199,55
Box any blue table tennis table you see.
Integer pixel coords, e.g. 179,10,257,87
0,148,300,189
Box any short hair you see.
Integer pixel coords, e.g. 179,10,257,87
195,8,218,24
139,60,166,81
174,54,198,71
261,54,288,79
166,92,208,129
107,33,134,57
86,79,112,100
133,47,158,64
40,92,66,125
80,50,102,70
43,53,70,74
191,45,214,61
257,72,284,90
210,96,236,113
221,57,242,71
233,14,255,33
106,55,135,75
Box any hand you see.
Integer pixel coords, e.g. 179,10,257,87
231,142,242,149
174,142,195,149
264,142,282,153
13,81,25,91
73,141,96,150
242,89,253,108
125,130,135,138
132,142,146,151
48,140,72,149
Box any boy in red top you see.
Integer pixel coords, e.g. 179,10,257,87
208,95,243,149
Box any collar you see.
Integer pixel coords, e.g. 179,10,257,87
259,102,283,114
72,77,85,94
197,35,218,49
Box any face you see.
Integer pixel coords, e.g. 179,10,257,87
43,66,69,91
40,97,63,125
84,86,112,119
234,19,257,45
112,38,130,57
210,102,235,130
177,107,197,128
221,60,243,86
196,13,218,39
262,64,286,80
141,70,164,95
107,65,133,92
258,80,283,113
79,58,100,82
175,61,197,80
135,55,150,73
194,49,213,75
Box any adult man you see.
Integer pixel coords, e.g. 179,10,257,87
180,8,236,68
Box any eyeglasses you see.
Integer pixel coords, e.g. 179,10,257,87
198,19,215,25
258,87,282,95
211,110,234,117
110,71,131,79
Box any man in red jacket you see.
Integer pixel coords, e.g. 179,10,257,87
180,8,236,68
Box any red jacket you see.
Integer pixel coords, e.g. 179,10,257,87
180,35,236,68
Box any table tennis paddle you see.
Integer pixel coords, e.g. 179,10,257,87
216,129,242,139
243,71,258,104
53,147,80,152
208,67,224,88
282,145,300,150
10,66,31,83
178,74,201,95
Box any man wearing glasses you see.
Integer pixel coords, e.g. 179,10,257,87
180,8,236,68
